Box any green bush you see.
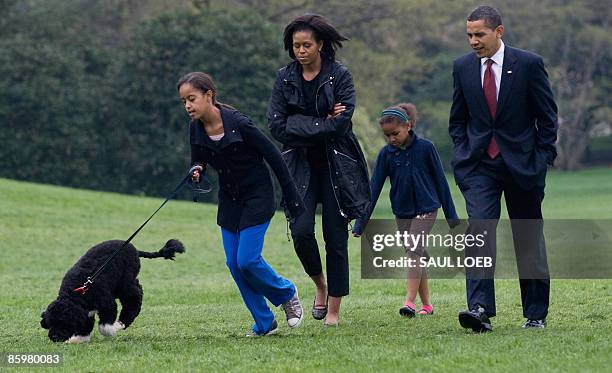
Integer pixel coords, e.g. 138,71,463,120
108,9,286,198
0,5,286,200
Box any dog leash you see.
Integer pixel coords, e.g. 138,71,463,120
73,168,211,295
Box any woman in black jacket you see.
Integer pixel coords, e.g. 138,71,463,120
179,72,305,336
267,14,370,326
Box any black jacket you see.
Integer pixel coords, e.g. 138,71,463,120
190,106,304,232
449,45,558,190
267,58,371,219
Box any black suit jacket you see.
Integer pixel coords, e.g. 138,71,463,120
449,45,558,190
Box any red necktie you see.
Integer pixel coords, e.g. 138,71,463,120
484,59,500,159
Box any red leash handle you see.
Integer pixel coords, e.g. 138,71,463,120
73,278,93,295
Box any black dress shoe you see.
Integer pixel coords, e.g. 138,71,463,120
522,319,546,329
458,306,492,333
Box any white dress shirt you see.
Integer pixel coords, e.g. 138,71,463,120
480,40,505,100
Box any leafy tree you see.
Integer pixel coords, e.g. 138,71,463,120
0,0,114,188
507,0,611,170
0,2,288,199
108,8,286,198
2,0,609,201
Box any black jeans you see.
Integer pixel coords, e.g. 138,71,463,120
290,164,349,297
459,156,550,320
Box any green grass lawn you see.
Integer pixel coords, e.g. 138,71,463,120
1,168,611,372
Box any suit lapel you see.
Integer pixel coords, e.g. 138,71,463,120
496,46,517,119
468,54,493,123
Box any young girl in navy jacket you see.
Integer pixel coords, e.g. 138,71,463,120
353,103,458,317
178,72,305,336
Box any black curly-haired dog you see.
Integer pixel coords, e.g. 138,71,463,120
40,239,184,343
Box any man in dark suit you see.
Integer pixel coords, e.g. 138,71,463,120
449,5,558,332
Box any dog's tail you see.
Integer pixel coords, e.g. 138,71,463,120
138,239,185,260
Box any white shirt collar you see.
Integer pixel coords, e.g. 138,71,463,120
481,40,505,67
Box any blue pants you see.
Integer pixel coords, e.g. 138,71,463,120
221,221,296,334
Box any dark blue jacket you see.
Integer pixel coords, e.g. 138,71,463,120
190,106,304,232
449,45,558,190
353,132,458,235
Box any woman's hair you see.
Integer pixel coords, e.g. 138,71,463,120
283,14,348,60
176,72,233,109
379,103,419,126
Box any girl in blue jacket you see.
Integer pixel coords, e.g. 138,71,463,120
353,103,459,317
178,72,305,336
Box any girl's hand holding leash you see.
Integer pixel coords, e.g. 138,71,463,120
189,165,203,183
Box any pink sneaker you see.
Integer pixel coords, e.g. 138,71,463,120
417,305,434,315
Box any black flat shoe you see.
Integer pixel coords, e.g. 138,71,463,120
458,307,492,333
312,298,328,320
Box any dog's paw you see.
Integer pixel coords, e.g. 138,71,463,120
98,323,116,337
99,321,124,337
66,334,91,344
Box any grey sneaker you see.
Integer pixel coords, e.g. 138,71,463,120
245,319,278,337
281,288,303,328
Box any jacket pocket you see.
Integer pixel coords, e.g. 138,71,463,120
282,82,299,106
281,148,295,156
280,148,297,175
281,148,296,171
333,149,358,163
282,147,309,196
331,148,361,209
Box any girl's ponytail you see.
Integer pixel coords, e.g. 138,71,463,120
397,103,418,124
380,102,418,125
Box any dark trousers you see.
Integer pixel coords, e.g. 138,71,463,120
290,165,349,297
459,156,550,320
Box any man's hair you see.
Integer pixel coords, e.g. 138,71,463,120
467,5,502,29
